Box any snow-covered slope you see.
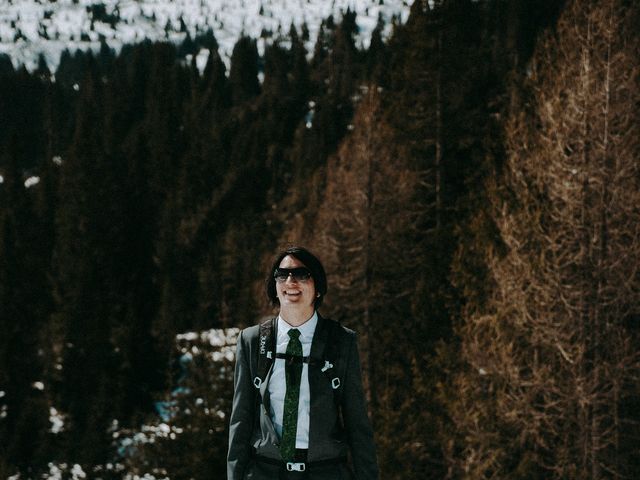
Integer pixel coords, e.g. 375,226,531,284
0,0,411,72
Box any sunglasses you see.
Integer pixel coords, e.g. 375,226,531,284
274,267,312,283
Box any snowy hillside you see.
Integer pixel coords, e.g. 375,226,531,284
0,0,412,71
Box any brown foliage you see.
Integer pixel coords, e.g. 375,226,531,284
449,1,640,478
271,86,436,478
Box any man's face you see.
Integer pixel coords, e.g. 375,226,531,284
275,255,316,309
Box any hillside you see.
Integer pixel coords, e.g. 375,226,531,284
0,0,410,71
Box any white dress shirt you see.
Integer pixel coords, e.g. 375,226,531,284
268,311,318,449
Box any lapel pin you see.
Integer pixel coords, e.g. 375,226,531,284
321,361,333,372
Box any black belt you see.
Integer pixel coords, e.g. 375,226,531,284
254,451,347,472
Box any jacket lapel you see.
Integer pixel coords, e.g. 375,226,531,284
259,364,273,411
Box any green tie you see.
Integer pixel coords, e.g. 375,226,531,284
280,328,303,461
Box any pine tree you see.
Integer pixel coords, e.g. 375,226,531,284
101,53,167,430
288,24,310,108
228,36,260,105
365,14,387,85
142,43,187,201
52,62,119,465
0,54,13,76
0,137,50,475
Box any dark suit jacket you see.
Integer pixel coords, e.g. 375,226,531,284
227,314,379,480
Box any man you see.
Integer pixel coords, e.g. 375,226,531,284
227,246,378,479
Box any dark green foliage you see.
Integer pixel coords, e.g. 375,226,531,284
0,141,51,474
178,32,198,57
194,27,219,52
52,65,119,465
0,54,13,75
55,49,94,88
365,14,387,84
229,36,261,104
0,68,48,171
87,2,120,28
97,40,116,73
35,54,51,81
311,16,335,69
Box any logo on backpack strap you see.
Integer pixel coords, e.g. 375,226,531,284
259,334,267,355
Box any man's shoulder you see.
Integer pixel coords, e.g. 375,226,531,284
240,317,275,341
320,316,356,341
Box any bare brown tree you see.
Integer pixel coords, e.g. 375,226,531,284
279,86,438,478
449,1,640,478
309,86,423,403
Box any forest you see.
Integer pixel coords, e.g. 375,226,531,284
0,0,639,478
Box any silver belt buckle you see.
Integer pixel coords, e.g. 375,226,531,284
286,462,306,472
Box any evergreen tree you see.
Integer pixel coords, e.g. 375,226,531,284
101,52,167,430
0,67,47,171
35,53,51,81
311,16,335,70
152,46,230,338
0,138,50,475
0,54,13,76
52,62,119,466
295,11,364,181
288,24,311,106
143,43,187,201
228,36,260,105
365,14,387,85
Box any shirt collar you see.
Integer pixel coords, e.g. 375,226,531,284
277,311,318,342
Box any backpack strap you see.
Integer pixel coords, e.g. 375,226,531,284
253,317,276,389
275,353,310,364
